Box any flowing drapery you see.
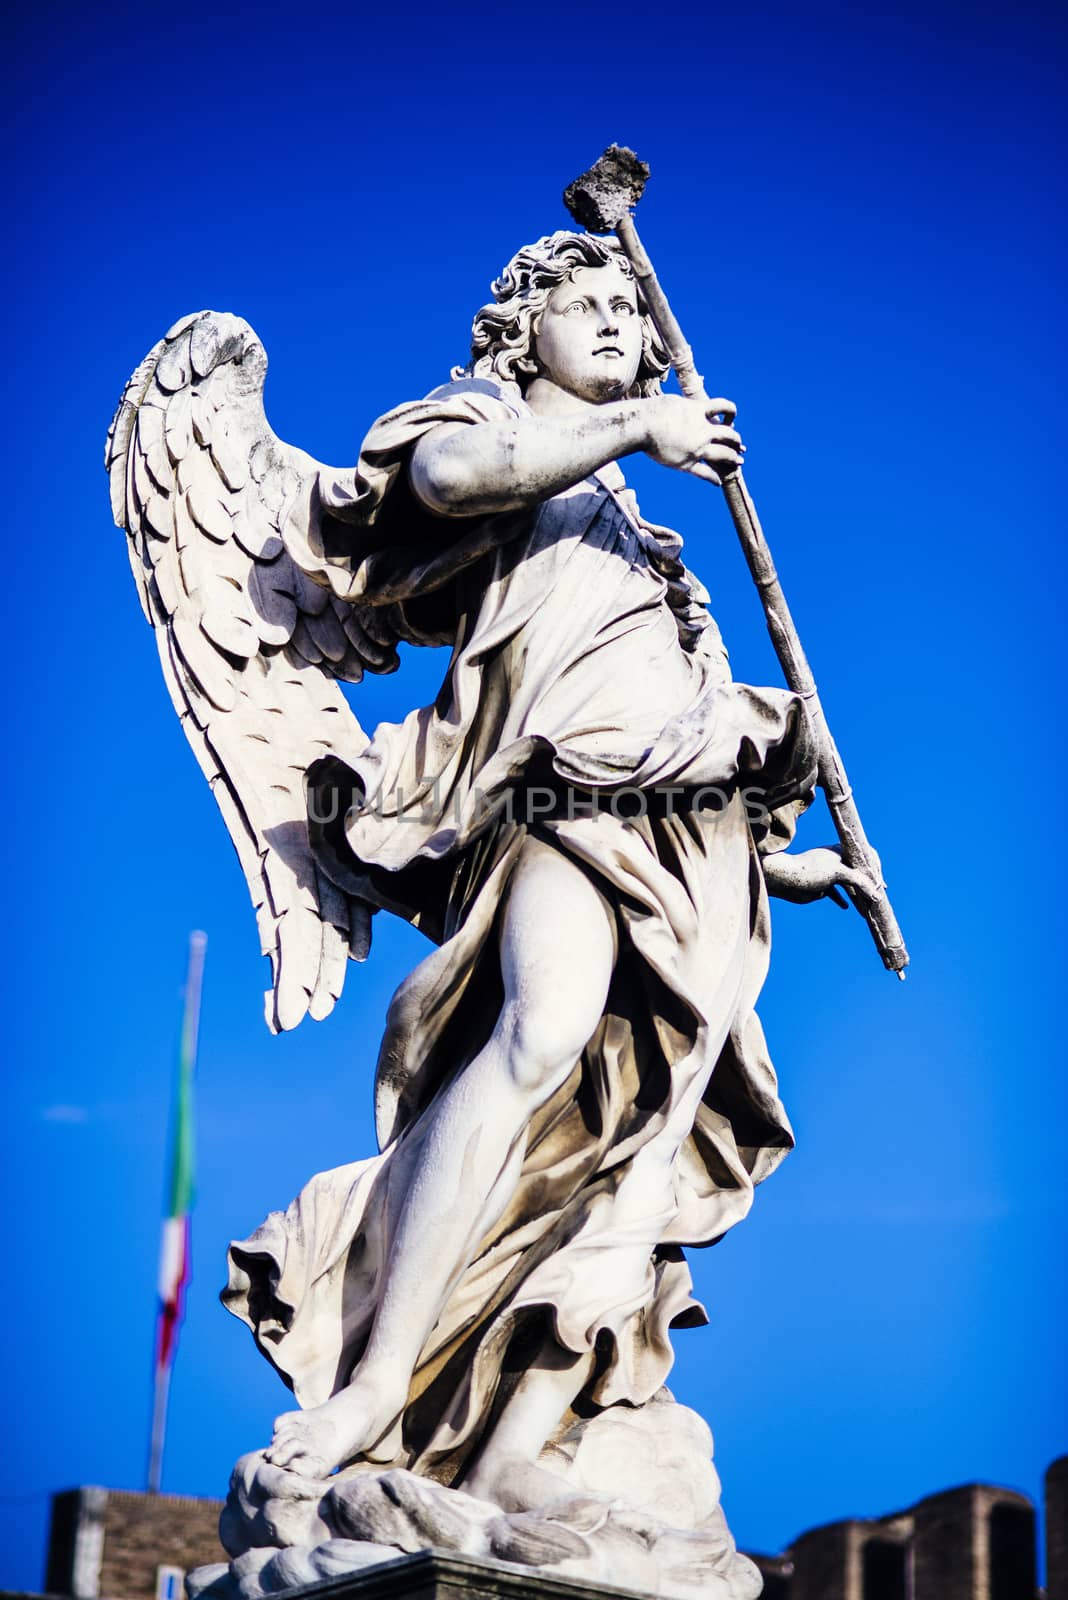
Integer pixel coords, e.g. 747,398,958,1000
224,378,816,1482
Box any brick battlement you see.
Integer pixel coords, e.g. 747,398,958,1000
40,1456,1067,1599
747,1458,1067,1599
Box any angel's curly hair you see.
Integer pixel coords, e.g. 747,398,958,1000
459,231,670,398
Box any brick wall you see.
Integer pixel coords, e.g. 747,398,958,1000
45,1488,224,1598
43,1457,1066,1599
746,1465,1062,1600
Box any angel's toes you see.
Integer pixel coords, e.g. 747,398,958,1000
264,1438,298,1468
266,1421,309,1463
274,1436,323,1471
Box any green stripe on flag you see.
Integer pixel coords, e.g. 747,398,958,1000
168,931,205,1219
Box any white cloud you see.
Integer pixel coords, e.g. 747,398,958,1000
42,1104,89,1124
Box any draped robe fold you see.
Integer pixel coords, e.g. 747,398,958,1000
223,377,817,1484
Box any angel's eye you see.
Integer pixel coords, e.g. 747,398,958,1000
561,301,587,316
613,301,637,317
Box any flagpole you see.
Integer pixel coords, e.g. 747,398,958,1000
147,1362,172,1497
147,930,206,1494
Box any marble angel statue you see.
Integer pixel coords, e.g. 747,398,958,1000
108,230,876,1598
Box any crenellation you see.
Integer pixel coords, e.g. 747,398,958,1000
39,1459,1066,1600
746,1467,1057,1600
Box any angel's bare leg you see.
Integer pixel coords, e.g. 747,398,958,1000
463,943,745,1512
267,836,616,1477
463,1343,597,1511
462,1102,717,1513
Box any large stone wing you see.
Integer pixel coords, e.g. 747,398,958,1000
107,311,400,1032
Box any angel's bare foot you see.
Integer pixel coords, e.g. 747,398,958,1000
469,1453,578,1514
472,1454,654,1537
469,1454,607,1519
264,1368,407,1478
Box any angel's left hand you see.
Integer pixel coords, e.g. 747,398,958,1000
762,845,880,909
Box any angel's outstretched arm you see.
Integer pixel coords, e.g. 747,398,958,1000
410,395,744,518
409,403,653,517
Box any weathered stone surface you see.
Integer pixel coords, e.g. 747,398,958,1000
110,213,895,1600
190,1394,760,1598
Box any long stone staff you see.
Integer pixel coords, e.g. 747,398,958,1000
564,145,909,977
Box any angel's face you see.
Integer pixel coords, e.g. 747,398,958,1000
533,263,642,403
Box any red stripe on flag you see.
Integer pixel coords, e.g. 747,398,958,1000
155,1213,190,1372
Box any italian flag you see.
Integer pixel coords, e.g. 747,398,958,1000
148,931,206,1489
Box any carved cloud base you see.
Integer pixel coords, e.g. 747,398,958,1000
187,1392,762,1600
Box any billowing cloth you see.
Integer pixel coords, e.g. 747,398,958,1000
224,378,816,1483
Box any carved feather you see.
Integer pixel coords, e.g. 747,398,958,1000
108,311,397,1031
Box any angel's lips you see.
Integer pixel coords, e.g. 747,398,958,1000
592,346,625,358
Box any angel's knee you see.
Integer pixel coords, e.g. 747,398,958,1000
498,997,594,1100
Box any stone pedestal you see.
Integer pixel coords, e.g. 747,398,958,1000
281,1551,651,1599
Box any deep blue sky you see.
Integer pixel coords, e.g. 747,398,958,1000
4,0,1065,1587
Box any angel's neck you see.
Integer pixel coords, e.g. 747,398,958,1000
524,378,615,419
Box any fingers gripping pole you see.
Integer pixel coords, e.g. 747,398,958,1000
565,149,909,975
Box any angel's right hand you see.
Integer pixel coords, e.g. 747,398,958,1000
641,395,745,486
763,846,880,909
